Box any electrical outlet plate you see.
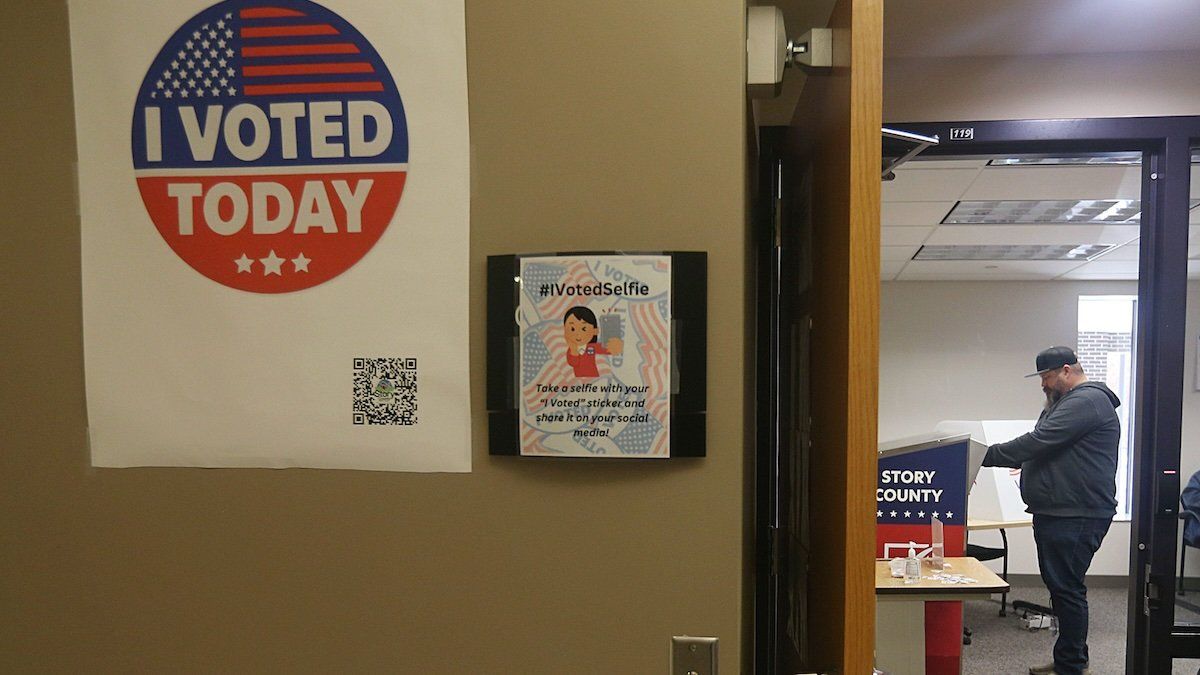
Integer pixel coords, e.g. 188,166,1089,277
671,636,717,675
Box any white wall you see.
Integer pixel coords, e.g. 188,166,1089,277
880,280,1200,576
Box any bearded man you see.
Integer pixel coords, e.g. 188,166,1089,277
982,346,1120,675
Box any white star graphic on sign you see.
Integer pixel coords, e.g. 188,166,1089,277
172,80,181,89
228,87,237,95
945,511,954,519
196,89,205,97
171,60,179,69
156,80,164,89
876,510,883,518
235,254,253,273
918,511,925,518
903,511,911,518
150,92,157,99
211,88,220,96
260,250,285,276
217,19,225,28
164,90,173,98
180,90,189,98
932,511,940,518
292,253,311,272
889,511,897,518
218,58,227,67
161,69,170,79
191,31,200,39
177,50,186,59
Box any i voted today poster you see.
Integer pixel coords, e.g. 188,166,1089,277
70,0,471,471
517,255,672,458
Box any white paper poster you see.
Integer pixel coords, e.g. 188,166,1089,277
70,0,471,471
518,255,672,458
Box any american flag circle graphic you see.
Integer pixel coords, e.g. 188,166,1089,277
131,1,409,293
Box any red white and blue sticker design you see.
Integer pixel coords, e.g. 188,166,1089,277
131,0,408,293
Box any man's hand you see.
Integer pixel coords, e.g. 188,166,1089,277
606,337,623,355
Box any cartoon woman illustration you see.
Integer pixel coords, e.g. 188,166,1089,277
563,306,623,379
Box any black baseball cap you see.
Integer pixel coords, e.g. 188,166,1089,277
1025,346,1079,377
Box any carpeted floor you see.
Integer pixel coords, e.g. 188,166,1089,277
961,578,1200,674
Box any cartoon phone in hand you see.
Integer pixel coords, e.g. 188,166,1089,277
563,306,623,379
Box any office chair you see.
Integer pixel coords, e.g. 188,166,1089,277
1178,471,1200,597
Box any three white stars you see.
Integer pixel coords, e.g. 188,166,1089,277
234,252,312,275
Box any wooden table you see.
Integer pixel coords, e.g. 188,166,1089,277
875,557,1010,675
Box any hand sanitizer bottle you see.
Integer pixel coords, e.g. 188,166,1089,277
904,546,920,584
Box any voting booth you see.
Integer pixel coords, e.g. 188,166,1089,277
877,432,986,675
935,420,1036,522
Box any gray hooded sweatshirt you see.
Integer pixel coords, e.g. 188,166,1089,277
982,381,1121,519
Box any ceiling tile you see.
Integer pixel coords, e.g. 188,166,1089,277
1059,260,1139,280
881,246,919,261
881,261,906,280
898,159,989,170
882,227,933,247
963,166,1141,201
883,168,982,202
924,225,1139,246
881,201,956,227
899,260,1085,279
898,271,1060,281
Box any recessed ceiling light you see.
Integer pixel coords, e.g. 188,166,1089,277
988,153,1144,166
942,199,1200,225
943,199,1142,224
986,152,1200,166
913,244,1115,261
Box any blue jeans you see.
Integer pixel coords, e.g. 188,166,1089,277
1032,514,1112,675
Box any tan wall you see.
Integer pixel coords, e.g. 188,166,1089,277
0,1,748,672
885,49,1200,122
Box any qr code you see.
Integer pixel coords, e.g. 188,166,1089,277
353,358,418,425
